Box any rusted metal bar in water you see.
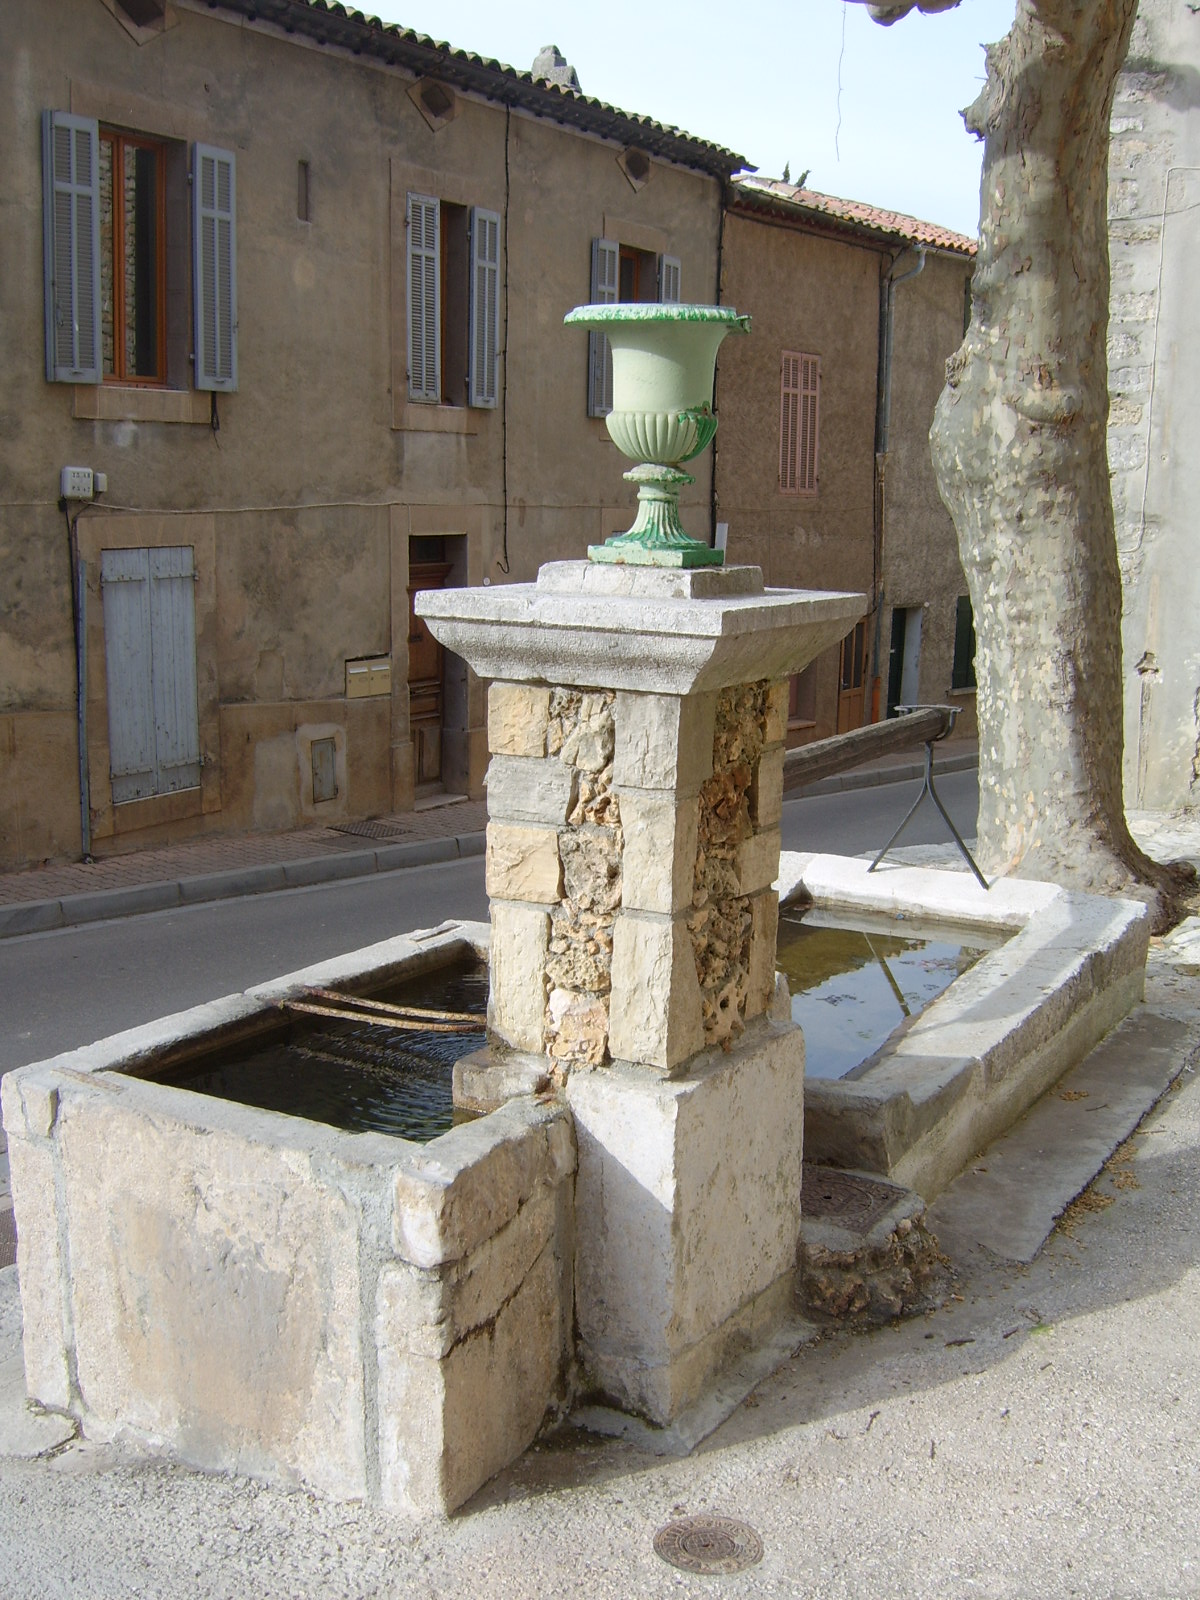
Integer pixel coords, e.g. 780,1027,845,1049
277,998,482,1033
304,987,480,1025
781,706,956,792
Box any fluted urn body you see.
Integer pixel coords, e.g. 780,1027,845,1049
564,303,750,567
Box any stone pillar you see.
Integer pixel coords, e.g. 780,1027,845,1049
419,560,863,1425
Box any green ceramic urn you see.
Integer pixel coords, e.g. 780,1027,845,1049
564,303,750,567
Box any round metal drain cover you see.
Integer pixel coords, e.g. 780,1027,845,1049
653,1514,763,1576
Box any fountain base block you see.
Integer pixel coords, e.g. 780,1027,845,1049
567,1016,805,1426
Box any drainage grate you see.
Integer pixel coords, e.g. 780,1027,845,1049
333,818,413,841
802,1164,903,1233
653,1515,763,1576
0,1207,16,1270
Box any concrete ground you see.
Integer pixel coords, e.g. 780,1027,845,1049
2,788,1199,1599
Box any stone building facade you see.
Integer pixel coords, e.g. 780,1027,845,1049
716,179,976,748
0,0,732,871
1,0,977,873
1107,0,1200,811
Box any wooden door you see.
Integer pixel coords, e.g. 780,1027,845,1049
407,560,452,785
837,619,869,733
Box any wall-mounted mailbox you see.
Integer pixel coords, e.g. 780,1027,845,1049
345,656,391,699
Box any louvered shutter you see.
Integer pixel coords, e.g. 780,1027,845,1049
148,547,201,792
42,111,102,383
658,253,681,304
101,549,158,802
102,547,200,801
408,192,441,401
588,237,618,417
779,353,801,493
193,144,237,391
798,355,820,493
468,206,500,408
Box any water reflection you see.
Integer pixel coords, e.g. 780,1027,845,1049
776,907,995,1081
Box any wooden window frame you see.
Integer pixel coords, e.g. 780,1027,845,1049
100,127,167,387
779,350,820,496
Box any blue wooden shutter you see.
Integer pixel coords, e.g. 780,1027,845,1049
101,547,200,801
101,549,157,802
42,111,102,383
588,237,618,417
468,206,500,408
408,192,440,401
148,547,201,792
193,144,237,390
658,253,681,304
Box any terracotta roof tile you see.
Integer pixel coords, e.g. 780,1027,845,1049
733,176,977,255
205,0,749,177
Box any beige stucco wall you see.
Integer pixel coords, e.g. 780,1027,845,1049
0,0,723,868
715,212,880,742
715,208,972,745
883,250,976,737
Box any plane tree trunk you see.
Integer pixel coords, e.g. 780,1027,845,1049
852,0,1191,922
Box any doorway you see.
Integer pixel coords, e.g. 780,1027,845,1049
406,534,469,794
837,619,869,733
886,605,923,717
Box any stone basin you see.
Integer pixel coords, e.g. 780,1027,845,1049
778,853,1151,1197
1,921,577,1519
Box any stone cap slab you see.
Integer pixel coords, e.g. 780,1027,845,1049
416,563,864,694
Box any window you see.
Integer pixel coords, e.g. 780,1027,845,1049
951,595,977,691
587,237,681,416
780,351,820,495
99,130,165,384
42,111,237,391
788,662,817,728
406,192,500,408
100,546,200,803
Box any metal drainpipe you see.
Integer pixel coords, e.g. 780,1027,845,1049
870,244,926,720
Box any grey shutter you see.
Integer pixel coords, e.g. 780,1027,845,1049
101,549,158,802
193,144,237,390
42,111,102,383
148,547,201,792
468,206,501,408
588,236,618,417
101,546,200,802
408,192,441,401
658,253,682,304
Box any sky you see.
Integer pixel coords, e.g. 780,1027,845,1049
357,0,1019,237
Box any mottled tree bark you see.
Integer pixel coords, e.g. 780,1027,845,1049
847,0,1191,921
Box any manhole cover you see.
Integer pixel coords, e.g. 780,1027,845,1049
802,1163,901,1232
653,1514,763,1575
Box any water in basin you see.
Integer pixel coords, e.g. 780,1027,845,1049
776,905,1000,1081
156,955,487,1142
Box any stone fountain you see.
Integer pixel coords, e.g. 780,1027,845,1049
1,303,864,1512
418,303,863,1422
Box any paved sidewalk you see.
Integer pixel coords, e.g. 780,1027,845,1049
0,742,978,940
0,868,1197,1597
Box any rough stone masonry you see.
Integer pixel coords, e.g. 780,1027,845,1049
484,671,788,1078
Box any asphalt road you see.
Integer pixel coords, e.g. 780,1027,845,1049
0,769,978,1073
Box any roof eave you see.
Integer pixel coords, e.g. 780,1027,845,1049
193,0,749,178
727,179,977,260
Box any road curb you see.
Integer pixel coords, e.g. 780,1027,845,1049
0,756,978,940
0,832,487,941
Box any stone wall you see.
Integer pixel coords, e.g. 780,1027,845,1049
1107,0,1200,809
486,674,786,1077
691,682,767,1046
1,927,579,1519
